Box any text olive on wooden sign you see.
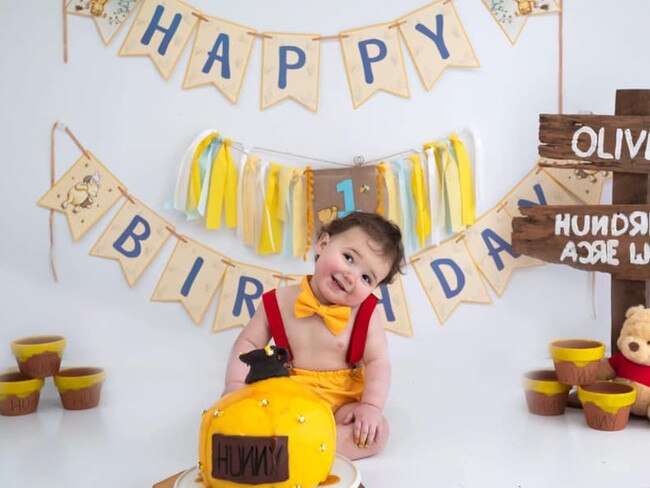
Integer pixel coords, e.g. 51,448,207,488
511,204,650,281
538,114,650,174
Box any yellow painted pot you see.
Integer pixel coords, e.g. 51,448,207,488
549,339,605,385
11,335,66,378
0,372,45,416
523,370,571,415
578,381,636,431
54,367,106,410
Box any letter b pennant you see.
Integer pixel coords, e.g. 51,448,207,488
90,197,172,287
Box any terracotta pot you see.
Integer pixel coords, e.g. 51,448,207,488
0,372,45,416
54,367,106,410
11,335,66,378
549,339,605,385
523,370,571,415
578,381,636,431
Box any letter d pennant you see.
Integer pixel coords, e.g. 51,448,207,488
89,196,173,287
411,237,491,324
37,152,125,241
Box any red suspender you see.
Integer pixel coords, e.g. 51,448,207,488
263,289,378,366
262,290,293,361
346,294,379,365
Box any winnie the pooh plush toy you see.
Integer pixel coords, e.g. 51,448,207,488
599,305,650,419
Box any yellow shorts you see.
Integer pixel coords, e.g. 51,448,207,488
290,366,365,413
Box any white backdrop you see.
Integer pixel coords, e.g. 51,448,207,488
1,1,650,487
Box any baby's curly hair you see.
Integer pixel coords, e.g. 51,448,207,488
318,211,405,285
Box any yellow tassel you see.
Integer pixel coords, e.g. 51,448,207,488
376,164,385,217
409,154,432,247
258,163,282,254
304,167,315,261
241,154,260,246
206,139,238,229
450,133,476,226
292,169,306,258
187,132,218,215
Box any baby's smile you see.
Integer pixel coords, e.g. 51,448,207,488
330,274,347,293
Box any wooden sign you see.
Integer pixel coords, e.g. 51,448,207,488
512,204,650,281
538,114,650,174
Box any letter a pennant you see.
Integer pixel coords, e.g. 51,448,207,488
213,262,281,332
37,152,125,241
399,0,479,91
411,237,491,324
119,0,199,80
183,15,255,103
464,204,543,296
89,196,172,287
340,22,410,109
151,237,228,324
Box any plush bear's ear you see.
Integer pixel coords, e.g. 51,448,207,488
625,305,646,319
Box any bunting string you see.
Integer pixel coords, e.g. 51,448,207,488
38,123,606,329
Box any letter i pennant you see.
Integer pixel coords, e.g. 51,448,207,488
213,262,282,332
151,237,228,324
411,238,491,324
89,196,173,287
37,152,125,241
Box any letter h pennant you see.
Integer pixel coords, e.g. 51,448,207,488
119,0,199,80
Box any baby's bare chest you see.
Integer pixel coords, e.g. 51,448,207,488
282,315,355,368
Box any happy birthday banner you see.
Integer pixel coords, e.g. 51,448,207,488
39,128,606,328
67,0,482,110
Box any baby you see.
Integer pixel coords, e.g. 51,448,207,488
223,211,404,460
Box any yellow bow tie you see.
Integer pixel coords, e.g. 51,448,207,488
294,276,351,336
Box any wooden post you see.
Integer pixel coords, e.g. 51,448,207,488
611,89,650,352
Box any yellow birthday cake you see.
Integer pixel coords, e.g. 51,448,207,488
198,346,336,488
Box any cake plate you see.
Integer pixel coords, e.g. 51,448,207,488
174,453,361,488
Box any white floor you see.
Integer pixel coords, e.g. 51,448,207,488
2,353,649,488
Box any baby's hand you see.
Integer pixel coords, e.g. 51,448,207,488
351,402,383,448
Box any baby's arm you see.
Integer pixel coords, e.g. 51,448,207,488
222,305,272,395
352,310,391,446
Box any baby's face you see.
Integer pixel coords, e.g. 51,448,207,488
311,227,392,307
